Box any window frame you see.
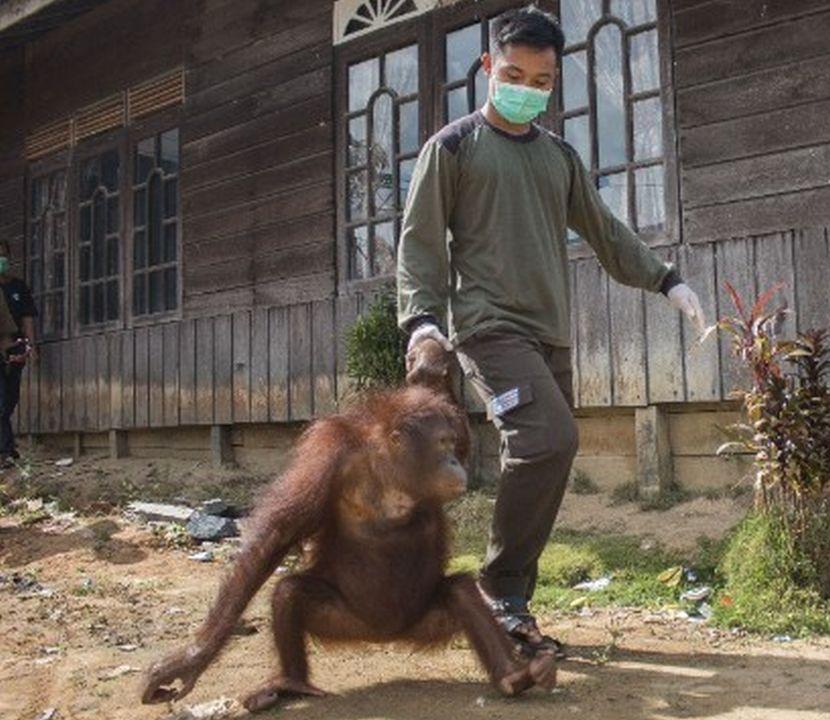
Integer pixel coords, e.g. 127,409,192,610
25,149,72,341
24,109,183,340
334,0,679,290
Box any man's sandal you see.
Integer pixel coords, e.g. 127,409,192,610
486,597,567,660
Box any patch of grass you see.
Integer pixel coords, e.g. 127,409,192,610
609,480,639,506
609,480,693,511
712,512,830,636
569,470,600,495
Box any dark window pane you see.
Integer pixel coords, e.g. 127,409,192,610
53,213,66,249
135,136,156,183
106,195,119,233
398,158,416,207
80,245,91,281
52,251,65,289
563,51,588,110
30,259,41,294
93,282,105,323
349,226,370,279
347,170,368,221
101,149,119,191
348,115,367,166
163,223,177,262
107,236,119,276
633,96,662,160
611,0,656,26
31,222,43,258
134,230,147,269
163,178,178,219
80,158,99,199
148,270,162,314
80,205,91,242
475,65,487,108
598,171,628,225
133,273,146,315
399,100,419,154
92,193,106,278
348,57,379,112
560,0,602,44
595,23,626,168
134,188,147,227
79,285,90,325
635,164,664,232
148,173,163,266
31,177,45,216
564,115,591,167
160,129,179,174
164,267,177,310
446,24,480,83
386,44,418,96
51,170,67,209
106,279,119,320
373,221,396,276
446,86,467,123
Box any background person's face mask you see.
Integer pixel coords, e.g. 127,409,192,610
490,78,551,124
0,257,9,274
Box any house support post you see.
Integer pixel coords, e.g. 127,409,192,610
635,404,673,500
211,425,235,467
109,430,128,459
72,432,83,459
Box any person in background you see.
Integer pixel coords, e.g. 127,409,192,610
0,239,38,466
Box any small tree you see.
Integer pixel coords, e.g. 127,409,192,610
344,290,406,392
708,282,830,597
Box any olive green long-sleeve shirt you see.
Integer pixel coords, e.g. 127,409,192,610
396,110,677,347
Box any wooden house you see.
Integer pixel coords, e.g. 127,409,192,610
0,0,828,495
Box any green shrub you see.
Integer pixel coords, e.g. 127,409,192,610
344,290,406,391
713,511,830,635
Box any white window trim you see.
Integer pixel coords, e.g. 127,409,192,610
333,0,448,44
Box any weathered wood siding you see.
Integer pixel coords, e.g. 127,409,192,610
0,47,25,275
181,0,335,315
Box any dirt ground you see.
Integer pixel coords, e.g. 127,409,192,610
2,485,830,720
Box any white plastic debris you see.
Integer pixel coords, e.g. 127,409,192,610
35,710,58,720
572,576,612,592
680,586,712,602
772,634,793,643
54,457,74,467
188,550,214,563
98,665,140,680
164,697,240,719
126,501,194,524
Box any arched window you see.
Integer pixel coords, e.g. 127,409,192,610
559,0,673,240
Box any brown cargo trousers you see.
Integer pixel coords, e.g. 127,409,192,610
455,328,579,602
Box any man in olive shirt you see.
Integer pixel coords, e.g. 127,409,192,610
397,6,705,656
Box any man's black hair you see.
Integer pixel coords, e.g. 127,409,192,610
491,5,565,60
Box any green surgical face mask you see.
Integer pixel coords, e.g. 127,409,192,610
490,78,551,124
0,257,8,274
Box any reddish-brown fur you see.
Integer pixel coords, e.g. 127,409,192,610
140,385,555,713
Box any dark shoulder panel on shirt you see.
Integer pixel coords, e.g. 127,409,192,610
432,111,484,156
540,128,580,164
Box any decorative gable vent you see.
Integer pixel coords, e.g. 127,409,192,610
25,118,72,160
127,68,185,122
334,0,443,44
74,92,126,142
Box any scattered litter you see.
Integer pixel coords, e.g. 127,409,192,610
188,550,214,563
0,573,55,598
572,576,612,592
200,498,228,516
164,697,240,719
680,586,712,603
639,538,656,551
116,644,140,652
475,696,486,707
165,606,186,616
698,602,713,620
55,457,74,467
34,657,57,665
657,566,684,587
772,635,793,643
35,709,58,720
186,512,239,541
127,501,194,524
80,578,95,592
98,664,140,681
684,568,699,583
41,646,61,655
569,596,588,610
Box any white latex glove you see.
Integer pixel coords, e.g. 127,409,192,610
407,323,453,354
667,283,706,336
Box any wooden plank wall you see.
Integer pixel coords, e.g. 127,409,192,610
180,0,335,316
673,0,830,241
15,225,830,435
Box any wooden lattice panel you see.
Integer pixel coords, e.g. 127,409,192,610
74,93,126,141
127,68,185,122
25,118,72,160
